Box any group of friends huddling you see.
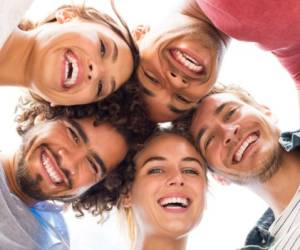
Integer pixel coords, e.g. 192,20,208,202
1,0,300,249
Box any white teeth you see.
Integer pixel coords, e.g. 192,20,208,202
64,53,79,87
159,197,189,207
41,152,62,184
234,134,258,163
173,49,203,73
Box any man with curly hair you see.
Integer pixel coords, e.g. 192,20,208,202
174,85,300,249
1,84,155,250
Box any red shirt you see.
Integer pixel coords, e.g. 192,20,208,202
197,0,300,89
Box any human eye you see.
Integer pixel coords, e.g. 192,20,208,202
224,107,239,121
87,158,100,175
99,39,106,57
143,70,159,85
96,80,103,97
182,168,199,176
67,127,80,144
147,168,163,175
204,135,214,150
175,94,193,104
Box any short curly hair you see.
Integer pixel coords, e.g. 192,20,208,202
19,3,139,70
16,81,156,217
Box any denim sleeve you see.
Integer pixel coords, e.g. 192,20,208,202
244,208,275,247
279,129,300,152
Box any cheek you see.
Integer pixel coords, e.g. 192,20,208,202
74,168,97,189
130,180,157,220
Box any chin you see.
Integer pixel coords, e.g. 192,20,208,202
159,223,195,238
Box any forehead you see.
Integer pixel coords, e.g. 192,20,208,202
135,134,201,163
144,95,181,122
191,93,244,131
196,93,243,118
75,118,125,146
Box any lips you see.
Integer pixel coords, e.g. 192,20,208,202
232,132,260,163
40,147,69,187
158,195,191,212
61,50,83,89
169,48,206,77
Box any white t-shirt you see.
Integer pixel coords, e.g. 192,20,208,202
0,0,33,48
269,186,300,249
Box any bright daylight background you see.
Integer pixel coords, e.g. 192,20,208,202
1,0,298,249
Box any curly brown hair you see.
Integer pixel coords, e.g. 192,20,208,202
19,2,139,69
16,81,156,217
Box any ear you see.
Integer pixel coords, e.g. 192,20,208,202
55,8,76,24
50,102,58,107
121,192,132,208
132,25,150,42
33,113,46,125
259,105,278,124
211,172,231,186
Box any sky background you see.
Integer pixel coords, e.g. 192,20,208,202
1,0,299,249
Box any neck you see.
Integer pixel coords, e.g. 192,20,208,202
0,28,34,88
2,153,37,207
135,232,187,250
249,150,300,216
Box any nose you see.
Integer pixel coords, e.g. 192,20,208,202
167,169,184,187
58,148,86,175
167,71,189,89
87,59,105,83
222,123,240,146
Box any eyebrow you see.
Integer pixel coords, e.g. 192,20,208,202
67,119,107,177
215,102,228,116
67,119,88,144
182,157,202,166
141,85,155,97
91,152,107,177
110,77,116,94
195,127,207,159
142,156,166,166
112,40,118,63
167,104,188,114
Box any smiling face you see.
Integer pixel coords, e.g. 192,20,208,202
16,118,128,201
127,133,206,238
136,14,224,122
28,18,134,106
190,93,282,184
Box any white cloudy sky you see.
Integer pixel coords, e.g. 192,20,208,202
1,0,298,250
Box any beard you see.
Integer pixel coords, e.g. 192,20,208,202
16,137,78,202
227,144,283,185
16,145,49,201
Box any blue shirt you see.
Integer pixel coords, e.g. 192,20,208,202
30,202,70,249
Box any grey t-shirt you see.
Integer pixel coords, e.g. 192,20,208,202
0,165,69,250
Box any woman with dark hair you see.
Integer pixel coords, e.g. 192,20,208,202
0,2,139,106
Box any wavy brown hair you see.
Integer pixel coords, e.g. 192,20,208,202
19,2,139,69
16,81,156,217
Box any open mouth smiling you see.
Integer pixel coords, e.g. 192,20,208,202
169,48,206,77
157,195,191,212
61,50,83,89
40,146,69,187
232,131,260,164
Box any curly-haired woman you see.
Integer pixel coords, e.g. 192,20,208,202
0,1,139,106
